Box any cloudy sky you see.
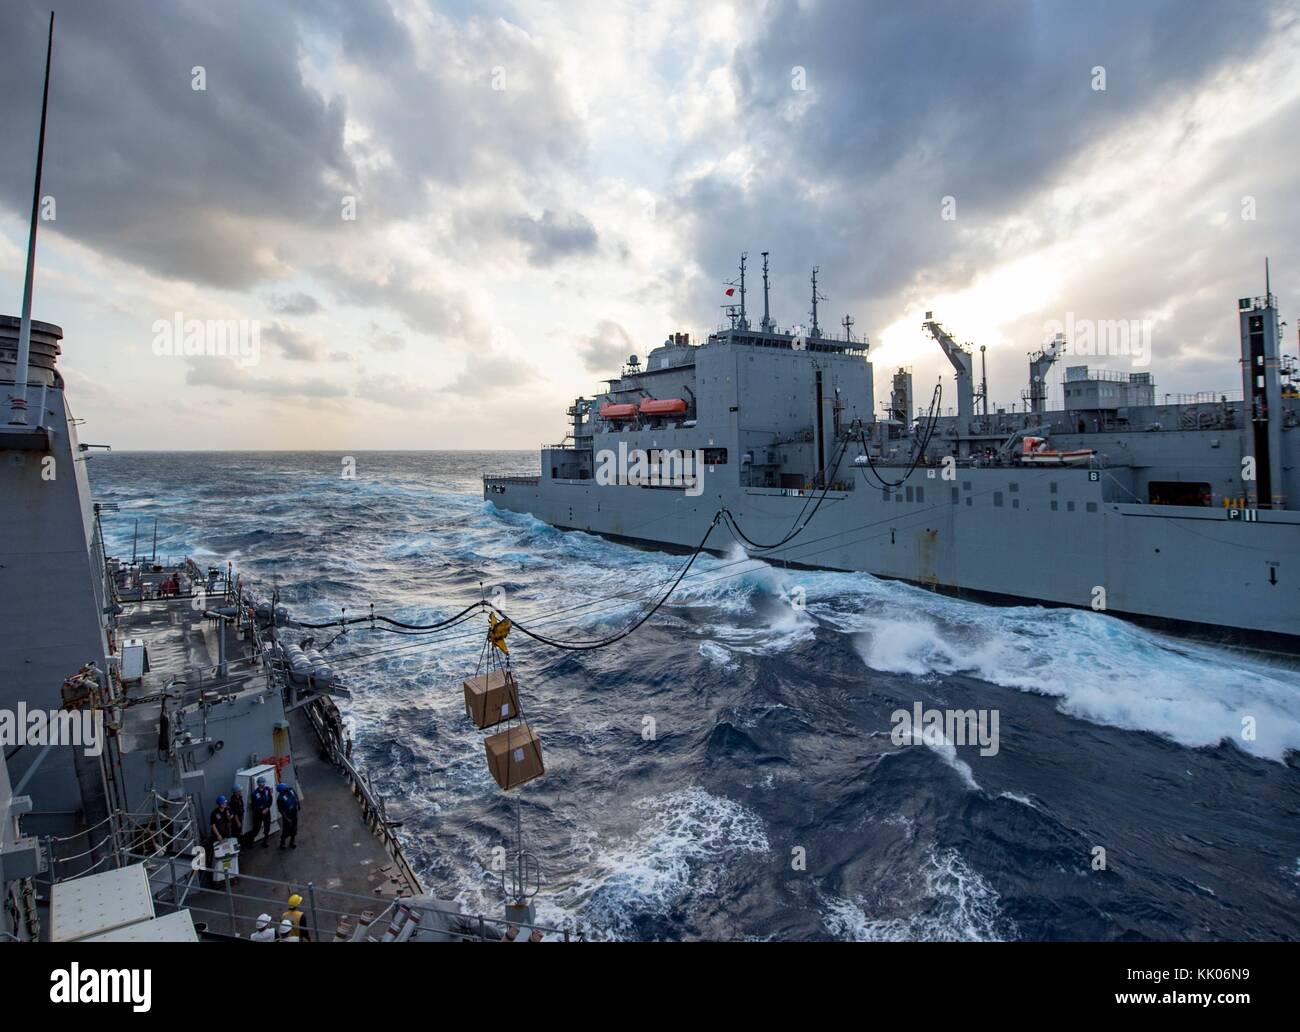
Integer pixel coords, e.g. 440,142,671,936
2,0,1298,449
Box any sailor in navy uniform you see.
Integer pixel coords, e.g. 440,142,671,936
276,782,301,849
250,777,274,848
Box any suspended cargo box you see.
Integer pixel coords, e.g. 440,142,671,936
463,669,520,729
484,723,544,790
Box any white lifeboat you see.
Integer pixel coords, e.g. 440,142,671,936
1017,436,1095,467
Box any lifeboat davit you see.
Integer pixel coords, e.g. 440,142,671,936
599,402,639,420
639,397,688,416
1017,436,1095,467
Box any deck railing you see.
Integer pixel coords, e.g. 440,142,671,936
128,850,572,942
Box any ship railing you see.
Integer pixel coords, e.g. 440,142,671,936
302,695,424,895
123,850,574,942
1161,390,1243,406
483,474,541,486
39,811,122,882
38,795,199,886
254,610,424,895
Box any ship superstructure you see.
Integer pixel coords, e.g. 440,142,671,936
486,257,1300,646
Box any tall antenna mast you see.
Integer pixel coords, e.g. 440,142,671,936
738,251,748,330
760,251,772,332
980,344,989,417
810,267,825,338
841,314,854,342
8,11,55,427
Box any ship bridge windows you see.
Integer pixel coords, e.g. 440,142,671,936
1148,481,1212,506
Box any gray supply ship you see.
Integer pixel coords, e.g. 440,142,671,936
1,17,561,944
485,253,1300,648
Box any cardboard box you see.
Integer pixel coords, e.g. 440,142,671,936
484,723,544,790
463,669,520,729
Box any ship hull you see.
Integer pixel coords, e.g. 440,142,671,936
485,466,1300,648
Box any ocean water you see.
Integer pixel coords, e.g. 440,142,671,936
88,451,1300,941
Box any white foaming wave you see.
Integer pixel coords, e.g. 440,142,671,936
707,599,818,656
820,847,1015,941
489,507,1300,762
845,604,1300,762
698,640,737,669
881,723,982,792
552,787,771,940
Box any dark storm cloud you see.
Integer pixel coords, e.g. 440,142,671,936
0,0,353,289
673,0,1288,330
509,208,599,267
0,0,590,302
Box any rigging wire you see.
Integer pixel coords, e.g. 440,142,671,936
303,428,1038,670
719,435,850,551
295,601,484,631
487,514,723,651
856,382,943,490
321,477,1019,670
323,434,859,659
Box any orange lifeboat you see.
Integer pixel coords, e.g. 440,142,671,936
599,402,639,420
639,397,688,416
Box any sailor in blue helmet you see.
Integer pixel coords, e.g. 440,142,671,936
276,781,301,850
250,776,274,848
207,794,237,870
209,794,236,842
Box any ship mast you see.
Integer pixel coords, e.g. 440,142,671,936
760,251,773,332
7,11,54,426
810,267,825,339
738,251,748,330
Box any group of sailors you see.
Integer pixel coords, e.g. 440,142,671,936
208,776,301,854
249,894,310,942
